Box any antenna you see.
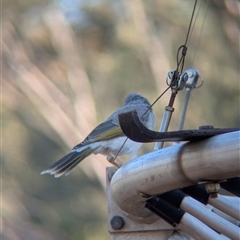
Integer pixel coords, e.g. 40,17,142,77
107,1,240,239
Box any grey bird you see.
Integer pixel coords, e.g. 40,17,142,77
41,93,155,177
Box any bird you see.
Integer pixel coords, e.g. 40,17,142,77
41,93,155,177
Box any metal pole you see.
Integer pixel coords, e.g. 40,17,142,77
180,196,240,240
208,195,240,221
178,88,191,130
178,68,201,130
154,92,177,150
179,213,230,240
154,105,174,150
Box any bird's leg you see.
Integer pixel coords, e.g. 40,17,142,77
107,154,123,168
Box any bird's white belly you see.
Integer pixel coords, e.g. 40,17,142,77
92,136,142,158
108,137,142,156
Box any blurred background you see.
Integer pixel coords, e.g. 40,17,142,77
3,0,239,239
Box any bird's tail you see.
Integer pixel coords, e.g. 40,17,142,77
41,146,96,177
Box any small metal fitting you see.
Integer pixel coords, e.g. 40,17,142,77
205,182,220,198
110,216,125,230
185,68,200,89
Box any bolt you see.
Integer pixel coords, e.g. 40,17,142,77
205,182,220,198
110,216,124,230
187,70,194,78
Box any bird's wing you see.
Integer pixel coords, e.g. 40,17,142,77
73,119,124,149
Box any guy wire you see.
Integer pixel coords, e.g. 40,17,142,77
114,0,201,163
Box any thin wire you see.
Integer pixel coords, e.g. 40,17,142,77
113,137,128,163
188,0,203,46
184,0,198,47
191,0,210,66
175,0,198,75
143,84,171,117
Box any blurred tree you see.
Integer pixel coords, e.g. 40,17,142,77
2,0,239,239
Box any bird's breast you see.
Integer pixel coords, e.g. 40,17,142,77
105,136,142,156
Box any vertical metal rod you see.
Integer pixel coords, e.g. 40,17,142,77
178,68,200,131
178,88,191,130
154,92,176,150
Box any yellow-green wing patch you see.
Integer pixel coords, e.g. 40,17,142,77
73,120,123,148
